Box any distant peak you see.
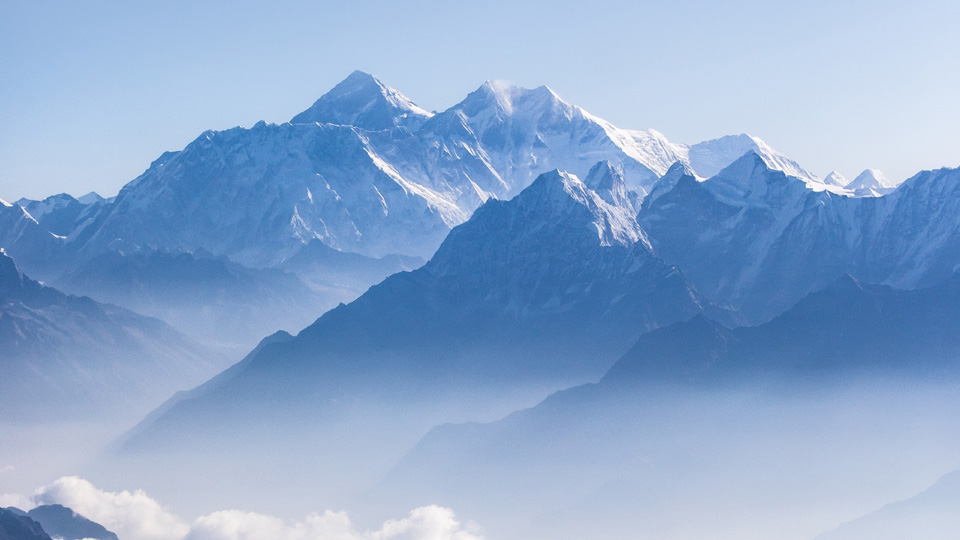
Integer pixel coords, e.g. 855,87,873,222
822,170,848,187
848,168,894,189
845,168,896,197
290,70,431,129
461,80,566,117
687,134,819,183
584,160,631,208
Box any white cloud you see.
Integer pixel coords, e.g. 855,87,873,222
0,491,33,510
184,506,484,540
33,476,189,540
26,477,484,540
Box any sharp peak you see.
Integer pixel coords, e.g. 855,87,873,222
718,149,777,175
664,160,697,178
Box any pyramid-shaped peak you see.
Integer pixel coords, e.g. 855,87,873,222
584,161,631,208
848,168,894,190
291,71,432,130
515,169,643,247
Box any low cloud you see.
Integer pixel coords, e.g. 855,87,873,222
29,477,483,540
34,476,188,540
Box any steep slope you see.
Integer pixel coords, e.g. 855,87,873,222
108,168,707,516
424,80,686,196
0,200,65,280
72,121,462,264
372,274,960,540
0,509,51,540
0,249,225,421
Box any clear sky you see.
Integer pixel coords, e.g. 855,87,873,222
2,0,958,201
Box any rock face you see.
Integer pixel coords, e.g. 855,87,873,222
0,509,51,540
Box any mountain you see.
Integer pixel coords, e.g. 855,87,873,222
0,249,225,421
51,249,351,351
846,168,896,197
25,505,117,540
370,274,960,540
814,470,960,540
822,170,848,187
15,192,106,238
639,153,960,322
682,133,821,183
106,167,708,516
23,72,814,270
291,70,433,130
0,509,50,540
0,200,64,280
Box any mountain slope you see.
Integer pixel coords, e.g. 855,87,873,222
814,470,960,540
35,72,815,271
107,167,707,516
640,154,960,322
371,274,960,540
0,509,51,540
51,249,349,351
0,249,225,421
25,505,118,540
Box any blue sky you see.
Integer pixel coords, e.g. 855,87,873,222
2,0,958,200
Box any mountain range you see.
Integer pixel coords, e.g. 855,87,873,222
3,70,958,539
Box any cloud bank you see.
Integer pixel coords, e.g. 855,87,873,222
21,476,483,540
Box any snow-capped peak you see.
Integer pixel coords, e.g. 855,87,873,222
519,169,644,247
684,134,819,183
846,169,897,191
290,70,433,130
584,161,632,209
822,170,848,187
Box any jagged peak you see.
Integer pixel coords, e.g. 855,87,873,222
584,161,631,208
644,161,700,207
290,70,432,129
516,169,643,247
